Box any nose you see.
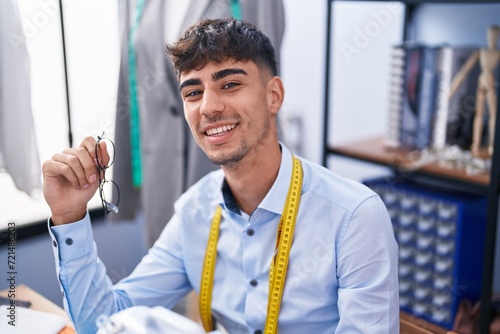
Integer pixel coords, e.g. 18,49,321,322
199,88,224,116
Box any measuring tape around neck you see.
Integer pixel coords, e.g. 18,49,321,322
199,155,303,333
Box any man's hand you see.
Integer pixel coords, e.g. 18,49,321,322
42,136,110,225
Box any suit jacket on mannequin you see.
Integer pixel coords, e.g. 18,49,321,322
113,0,285,247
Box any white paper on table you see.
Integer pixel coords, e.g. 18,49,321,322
0,305,67,334
96,305,223,334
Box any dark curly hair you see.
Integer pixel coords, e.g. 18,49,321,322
166,18,278,79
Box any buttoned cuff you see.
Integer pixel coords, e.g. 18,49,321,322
48,211,95,262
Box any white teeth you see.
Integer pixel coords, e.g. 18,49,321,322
206,124,236,136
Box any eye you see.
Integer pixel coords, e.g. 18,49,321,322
184,90,202,99
223,82,239,89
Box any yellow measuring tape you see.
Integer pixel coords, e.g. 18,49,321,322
200,156,303,333
199,205,222,331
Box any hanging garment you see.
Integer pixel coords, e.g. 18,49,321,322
0,0,41,195
113,0,285,247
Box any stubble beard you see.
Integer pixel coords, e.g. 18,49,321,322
207,117,271,167
208,139,251,166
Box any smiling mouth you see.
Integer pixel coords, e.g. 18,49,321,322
205,124,237,136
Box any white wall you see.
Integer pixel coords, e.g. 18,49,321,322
280,0,326,163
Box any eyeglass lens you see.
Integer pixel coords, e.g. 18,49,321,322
96,133,120,214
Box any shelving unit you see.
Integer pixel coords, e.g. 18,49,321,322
323,1,500,333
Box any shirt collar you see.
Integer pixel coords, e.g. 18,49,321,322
221,178,240,214
218,143,294,216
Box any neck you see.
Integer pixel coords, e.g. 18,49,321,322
222,142,282,215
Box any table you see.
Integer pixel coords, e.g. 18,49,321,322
400,311,458,334
0,284,74,334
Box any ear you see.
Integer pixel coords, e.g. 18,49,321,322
267,76,285,115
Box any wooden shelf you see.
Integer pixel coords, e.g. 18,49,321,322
327,136,490,190
400,311,455,334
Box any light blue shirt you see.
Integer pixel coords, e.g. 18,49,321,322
49,145,399,334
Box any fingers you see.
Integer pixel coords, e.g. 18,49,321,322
43,135,114,190
80,135,111,168
51,146,98,189
96,141,111,169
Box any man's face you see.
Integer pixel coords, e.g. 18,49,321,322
179,59,282,166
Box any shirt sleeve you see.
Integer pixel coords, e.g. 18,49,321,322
48,212,192,334
112,212,193,307
48,213,131,333
335,195,400,333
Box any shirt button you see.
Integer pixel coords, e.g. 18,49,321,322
249,279,258,287
247,229,255,236
254,330,262,334
52,240,57,247
65,238,73,246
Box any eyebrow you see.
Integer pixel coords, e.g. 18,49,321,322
212,68,248,81
179,78,202,91
179,68,248,91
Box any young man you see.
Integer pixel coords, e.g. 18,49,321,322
43,18,399,333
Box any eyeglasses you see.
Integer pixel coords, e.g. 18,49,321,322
95,132,120,215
